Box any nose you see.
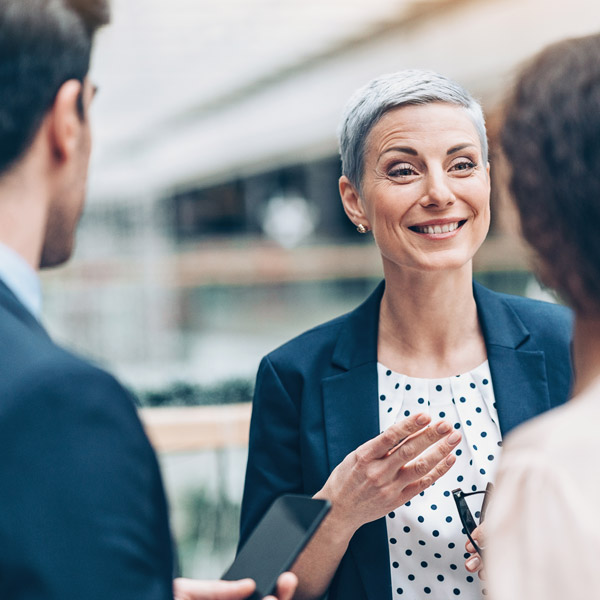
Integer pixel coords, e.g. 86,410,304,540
420,170,455,208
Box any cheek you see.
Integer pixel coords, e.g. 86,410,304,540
370,206,401,236
368,189,414,223
475,196,491,238
464,179,490,214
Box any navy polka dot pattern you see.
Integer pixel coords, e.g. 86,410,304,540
378,361,502,599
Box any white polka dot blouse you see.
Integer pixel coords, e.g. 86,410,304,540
378,360,502,599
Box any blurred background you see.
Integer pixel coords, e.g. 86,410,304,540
40,0,600,579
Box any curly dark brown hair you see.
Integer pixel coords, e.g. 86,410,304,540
501,33,600,314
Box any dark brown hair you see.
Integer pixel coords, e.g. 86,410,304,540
501,33,600,314
0,0,110,175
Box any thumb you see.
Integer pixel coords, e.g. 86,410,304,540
173,577,256,600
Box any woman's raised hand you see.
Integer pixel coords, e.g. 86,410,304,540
316,413,461,537
293,413,460,600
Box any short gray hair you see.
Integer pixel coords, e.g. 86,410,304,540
338,69,488,189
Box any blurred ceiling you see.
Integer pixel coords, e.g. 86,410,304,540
91,0,442,147
88,0,600,202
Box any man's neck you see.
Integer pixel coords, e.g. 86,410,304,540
0,158,49,270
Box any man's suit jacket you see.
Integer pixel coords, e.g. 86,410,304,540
0,280,173,599
240,280,573,600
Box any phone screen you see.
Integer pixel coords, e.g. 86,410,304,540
222,494,330,599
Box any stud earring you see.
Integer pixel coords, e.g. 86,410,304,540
356,224,369,234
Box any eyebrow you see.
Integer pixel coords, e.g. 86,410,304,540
447,143,476,155
381,143,477,158
381,146,418,156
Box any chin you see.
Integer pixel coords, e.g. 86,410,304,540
410,263,471,276
396,247,477,274
422,242,486,272
39,242,74,269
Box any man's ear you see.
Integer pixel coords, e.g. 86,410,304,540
339,175,370,229
47,79,84,163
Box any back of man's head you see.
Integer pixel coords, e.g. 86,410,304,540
0,0,110,177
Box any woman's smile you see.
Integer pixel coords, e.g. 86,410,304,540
408,218,468,238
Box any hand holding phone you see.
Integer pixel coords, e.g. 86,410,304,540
222,494,330,599
173,573,297,600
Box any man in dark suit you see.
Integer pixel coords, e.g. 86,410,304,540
0,1,296,599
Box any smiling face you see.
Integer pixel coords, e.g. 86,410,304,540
340,102,491,276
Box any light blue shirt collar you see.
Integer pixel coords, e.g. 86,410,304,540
0,242,42,319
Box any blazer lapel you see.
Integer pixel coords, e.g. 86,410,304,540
474,282,551,435
322,281,383,471
322,281,393,600
322,364,380,472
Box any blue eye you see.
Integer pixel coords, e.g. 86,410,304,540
389,163,417,177
451,160,476,172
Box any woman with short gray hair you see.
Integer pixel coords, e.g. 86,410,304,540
240,69,572,600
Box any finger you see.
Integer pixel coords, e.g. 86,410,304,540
358,413,432,461
472,523,486,543
173,578,256,600
263,572,298,600
466,524,485,553
465,554,482,573
399,429,461,480
388,420,457,467
384,426,434,457
401,451,457,499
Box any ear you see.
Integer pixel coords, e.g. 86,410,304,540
339,175,370,229
47,79,85,163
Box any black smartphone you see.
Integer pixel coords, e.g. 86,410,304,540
222,494,331,599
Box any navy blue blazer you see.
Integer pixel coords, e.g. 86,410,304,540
0,280,173,599
240,280,573,600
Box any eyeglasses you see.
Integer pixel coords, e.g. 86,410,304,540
452,482,494,556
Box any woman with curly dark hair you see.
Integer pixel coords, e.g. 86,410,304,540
486,33,600,600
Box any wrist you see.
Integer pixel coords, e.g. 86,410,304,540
313,489,359,544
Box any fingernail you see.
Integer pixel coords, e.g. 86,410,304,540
436,421,451,434
446,454,456,466
416,414,430,425
466,556,481,570
447,432,461,445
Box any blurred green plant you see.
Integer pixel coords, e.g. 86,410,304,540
176,485,241,577
133,378,253,408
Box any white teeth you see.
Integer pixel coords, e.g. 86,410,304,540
414,221,461,234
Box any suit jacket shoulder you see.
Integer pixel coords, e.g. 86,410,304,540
485,287,572,346
0,282,173,599
475,279,571,329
